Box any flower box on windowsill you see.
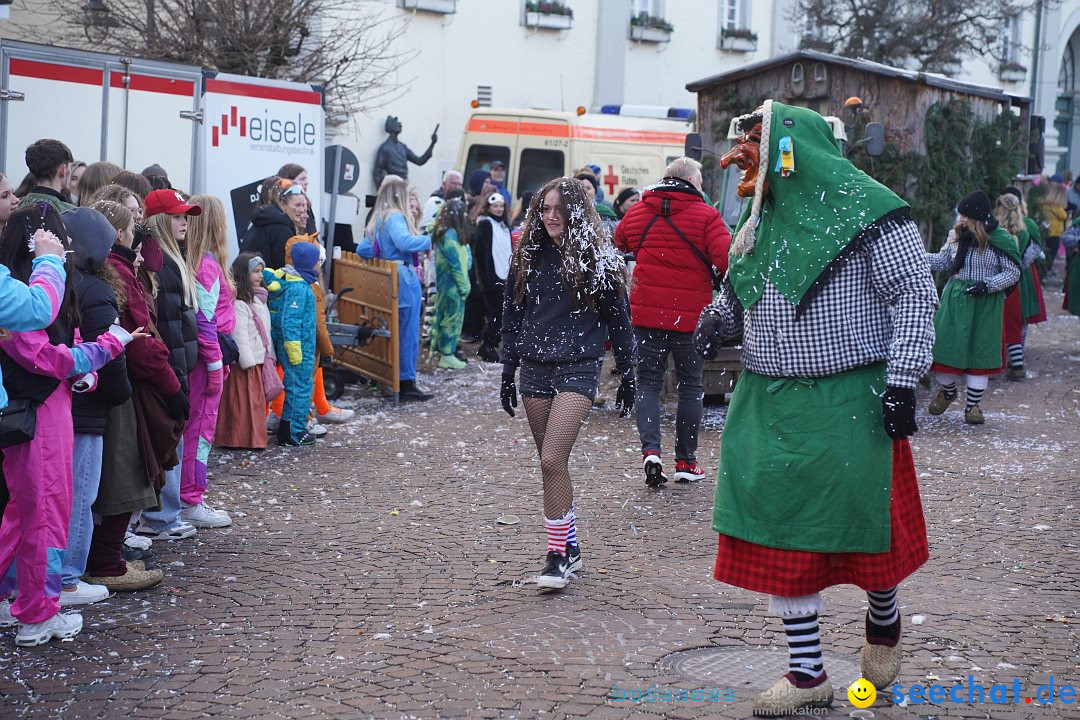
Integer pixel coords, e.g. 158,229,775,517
398,0,456,14
719,35,757,52
630,25,671,43
525,11,572,30
999,67,1027,83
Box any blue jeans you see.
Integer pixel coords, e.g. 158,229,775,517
61,434,103,589
140,437,184,529
633,327,704,463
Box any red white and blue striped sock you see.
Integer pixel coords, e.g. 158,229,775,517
545,510,572,555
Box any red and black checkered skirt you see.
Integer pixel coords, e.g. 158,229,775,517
713,439,928,596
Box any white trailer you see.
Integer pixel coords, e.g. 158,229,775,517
0,39,324,253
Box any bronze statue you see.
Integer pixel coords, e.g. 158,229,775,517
372,116,438,188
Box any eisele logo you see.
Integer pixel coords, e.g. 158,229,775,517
212,106,317,148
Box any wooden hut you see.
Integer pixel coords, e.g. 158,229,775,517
686,50,1032,226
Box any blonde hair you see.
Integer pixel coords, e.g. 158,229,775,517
148,210,196,305
88,183,136,209
1044,183,1066,208
994,194,1025,237
186,194,235,297
365,177,417,237
951,218,990,251
90,199,133,235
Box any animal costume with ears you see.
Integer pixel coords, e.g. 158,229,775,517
695,100,939,714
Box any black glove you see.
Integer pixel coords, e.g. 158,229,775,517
693,310,724,360
615,370,635,418
881,385,917,440
964,281,989,295
164,390,190,422
500,371,518,417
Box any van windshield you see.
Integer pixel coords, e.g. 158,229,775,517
517,149,564,199
464,144,511,193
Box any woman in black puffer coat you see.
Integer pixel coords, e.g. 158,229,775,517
62,205,133,602
136,189,200,537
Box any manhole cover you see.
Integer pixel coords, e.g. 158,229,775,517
661,647,863,693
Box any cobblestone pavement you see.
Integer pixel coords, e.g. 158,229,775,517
1,302,1078,720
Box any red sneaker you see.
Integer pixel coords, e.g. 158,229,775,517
674,460,706,483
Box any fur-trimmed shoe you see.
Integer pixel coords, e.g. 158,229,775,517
861,615,903,691
752,673,833,717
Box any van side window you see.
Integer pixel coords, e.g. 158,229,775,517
518,149,564,198
465,144,511,190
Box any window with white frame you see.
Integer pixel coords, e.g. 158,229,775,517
631,0,665,19
721,0,739,30
1002,13,1021,64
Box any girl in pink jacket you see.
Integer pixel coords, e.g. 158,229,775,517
178,195,236,526
0,204,139,646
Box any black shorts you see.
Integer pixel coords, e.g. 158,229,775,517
518,359,601,400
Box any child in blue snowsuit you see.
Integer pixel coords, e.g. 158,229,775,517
263,241,319,446
357,178,432,402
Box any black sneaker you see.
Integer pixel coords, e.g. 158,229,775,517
565,543,582,573
536,550,570,590
643,453,668,488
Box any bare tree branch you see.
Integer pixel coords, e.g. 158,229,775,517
11,0,414,125
790,0,1057,72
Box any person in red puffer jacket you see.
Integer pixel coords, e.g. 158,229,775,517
613,157,731,488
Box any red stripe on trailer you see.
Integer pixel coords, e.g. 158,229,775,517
205,78,321,105
10,58,102,86
108,72,194,97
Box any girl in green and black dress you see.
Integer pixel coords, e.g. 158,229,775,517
927,190,1021,425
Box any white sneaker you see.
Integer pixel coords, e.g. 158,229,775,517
306,421,328,437
133,520,197,541
318,407,355,423
179,502,232,529
0,599,16,628
59,581,110,606
16,612,83,646
266,414,280,432
124,531,153,551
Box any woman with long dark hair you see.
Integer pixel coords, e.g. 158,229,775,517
500,177,636,590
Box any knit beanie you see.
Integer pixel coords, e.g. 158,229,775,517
957,190,993,225
290,241,320,284
615,187,639,207
62,207,116,273
1001,186,1022,201
574,173,599,191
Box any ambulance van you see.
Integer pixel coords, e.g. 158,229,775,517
455,107,692,204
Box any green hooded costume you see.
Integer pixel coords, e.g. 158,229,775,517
714,102,918,554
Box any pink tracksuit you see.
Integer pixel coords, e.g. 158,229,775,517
180,253,236,507
0,326,125,624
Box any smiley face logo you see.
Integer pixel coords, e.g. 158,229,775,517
848,678,877,708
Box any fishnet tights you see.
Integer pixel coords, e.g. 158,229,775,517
522,392,593,518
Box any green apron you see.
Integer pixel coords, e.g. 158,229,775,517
713,364,893,554
932,280,1004,370
1017,234,1041,320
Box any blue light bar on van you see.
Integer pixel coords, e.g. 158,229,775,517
599,104,695,121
